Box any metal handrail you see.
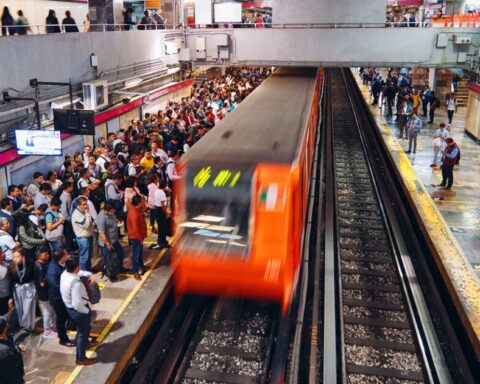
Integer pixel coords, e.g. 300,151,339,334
1,20,476,37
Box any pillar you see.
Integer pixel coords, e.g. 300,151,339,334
411,68,429,90
434,69,454,102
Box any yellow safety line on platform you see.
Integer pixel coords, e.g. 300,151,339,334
433,199,480,205
64,247,168,384
352,70,480,356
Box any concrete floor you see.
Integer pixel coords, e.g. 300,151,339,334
355,73,480,277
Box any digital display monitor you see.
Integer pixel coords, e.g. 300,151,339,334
15,130,62,156
53,109,95,135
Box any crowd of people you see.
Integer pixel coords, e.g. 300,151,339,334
1,6,83,36
360,67,461,189
0,67,270,378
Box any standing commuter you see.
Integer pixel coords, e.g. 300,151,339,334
0,198,16,237
46,10,60,33
46,249,75,347
34,246,57,339
15,10,31,35
34,183,52,209
431,123,449,168
153,9,165,29
127,195,147,280
9,250,36,333
428,91,440,125
420,83,431,117
0,316,25,384
71,197,94,271
60,258,96,366
0,250,11,315
151,180,169,250
96,203,124,280
59,182,76,252
438,138,460,189
446,93,458,126
44,198,65,252
1,6,15,36
123,8,136,31
0,218,17,263
405,112,422,154
27,172,44,199
62,11,79,33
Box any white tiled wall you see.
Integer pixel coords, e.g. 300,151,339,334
0,0,88,33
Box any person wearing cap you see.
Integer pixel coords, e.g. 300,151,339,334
0,315,25,384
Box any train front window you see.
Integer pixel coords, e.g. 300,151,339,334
179,165,253,258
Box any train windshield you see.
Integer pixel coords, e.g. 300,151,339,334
179,165,253,258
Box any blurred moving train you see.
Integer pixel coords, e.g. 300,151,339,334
171,67,323,313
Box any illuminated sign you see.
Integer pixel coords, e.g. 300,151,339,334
192,166,242,189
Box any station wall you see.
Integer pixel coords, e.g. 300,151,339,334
0,30,166,93
273,0,387,24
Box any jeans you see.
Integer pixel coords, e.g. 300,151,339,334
49,240,64,253
66,308,91,362
130,239,143,273
39,300,56,332
441,164,455,187
76,237,93,271
153,207,168,245
447,110,454,124
433,146,442,165
63,220,76,252
50,298,70,342
408,132,418,153
101,241,125,268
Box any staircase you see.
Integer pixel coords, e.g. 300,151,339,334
455,81,469,107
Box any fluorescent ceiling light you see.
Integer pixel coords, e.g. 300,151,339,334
207,239,227,244
179,221,209,229
207,225,236,232
192,215,225,222
124,78,143,87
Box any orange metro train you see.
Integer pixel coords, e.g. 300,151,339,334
171,67,323,313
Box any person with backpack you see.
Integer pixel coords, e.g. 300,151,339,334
60,258,96,366
438,138,460,189
105,175,124,222
17,208,47,261
420,84,431,118
96,203,124,281
44,198,65,252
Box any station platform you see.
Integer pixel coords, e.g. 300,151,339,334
352,69,480,355
19,231,172,384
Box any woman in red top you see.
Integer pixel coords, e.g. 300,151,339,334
127,195,147,280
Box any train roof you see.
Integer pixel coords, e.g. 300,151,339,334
183,67,318,167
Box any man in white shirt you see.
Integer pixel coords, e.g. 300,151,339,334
0,218,17,262
95,147,110,172
151,180,169,250
150,142,168,163
82,145,92,166
60,258,96,366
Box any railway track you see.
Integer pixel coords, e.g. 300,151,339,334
321,68,452,383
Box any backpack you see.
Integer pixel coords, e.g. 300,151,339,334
103,250,121,280
44,211,64,241
80,276,101,305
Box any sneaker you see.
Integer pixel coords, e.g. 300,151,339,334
43,330,57,339
151,244,162,250
405,150,411,154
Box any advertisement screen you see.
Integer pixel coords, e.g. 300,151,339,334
15,130,62,156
